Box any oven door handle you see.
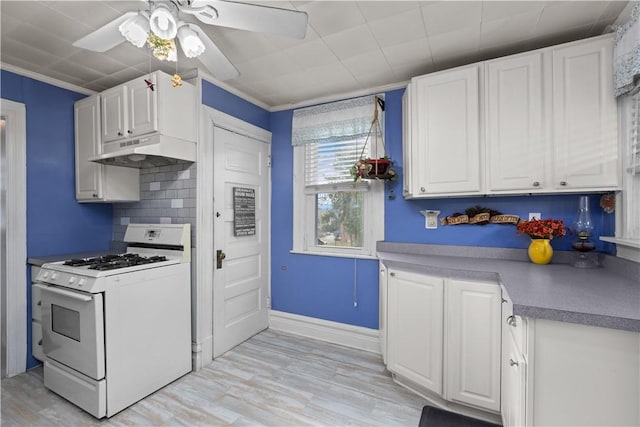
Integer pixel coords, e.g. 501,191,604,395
43,286,93,302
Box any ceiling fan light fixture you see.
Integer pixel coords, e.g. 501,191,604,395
177,25,205,58
149,3,178,40
118,12,150,48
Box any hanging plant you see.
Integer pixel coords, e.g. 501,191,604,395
350,96,397,183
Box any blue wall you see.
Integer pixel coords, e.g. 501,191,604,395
269,87,616,331
2,69,114,368
201,80,270,130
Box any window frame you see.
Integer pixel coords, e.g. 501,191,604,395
292,146,384,259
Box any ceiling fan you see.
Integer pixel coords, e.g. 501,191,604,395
72,0,308,81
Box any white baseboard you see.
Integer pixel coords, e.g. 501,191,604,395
191,335,213,371
269,310,381,354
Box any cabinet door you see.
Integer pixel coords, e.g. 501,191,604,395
379,262,388,364
501,329,526,427
128,76,158,138
101,87,126,143
402,86,414,198
446,279,501,412
387,270,443,395
75,96,103,201
487,53,544,192
412,66,481,195
552,37,619,190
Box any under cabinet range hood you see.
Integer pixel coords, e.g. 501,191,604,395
89,134,196,168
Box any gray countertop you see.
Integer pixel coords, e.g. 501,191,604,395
377,242,640,333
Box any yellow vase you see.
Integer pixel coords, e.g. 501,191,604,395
528,239,553,265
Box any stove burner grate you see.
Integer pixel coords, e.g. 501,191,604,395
63,254,168,271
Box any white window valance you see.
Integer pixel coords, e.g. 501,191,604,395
614,2,640,97
291,95,380,146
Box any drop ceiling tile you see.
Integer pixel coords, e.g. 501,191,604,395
108,67,150,83
479,12,539,49
428,27,481,63
381,38,432,67
523,24,596,51
368,9,427,48
102,1,149,14
356,1,421,22
6,24,83,60
282,39,338,70
102,42,148,65
0,12,22,34
297,1,365,37
66,50,133,75
422,1,482,36
0,1,51,21
205,29,280,63
234,52,302,81
0,55,52,78
481,1,545,23
341,49,392,79
34,67,90,87
300,62,357,87
49,61,105,82
354,71,399,91
23,6,95,42
46,1,123,30
322,24,380,61
392,62,434,81
535,1,609,36
600,1,630,22
0,39,60,67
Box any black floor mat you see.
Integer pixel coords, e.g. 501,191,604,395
418,405,501,427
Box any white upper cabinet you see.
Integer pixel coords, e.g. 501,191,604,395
551,36,619,190
410,66,481,196
74,95,139,203
486,52,544,192
101,71,195,145
403,34,619,198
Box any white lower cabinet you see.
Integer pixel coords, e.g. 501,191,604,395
385,268,501,417
501,291,527,427
446,279,501,412
387,270,444,395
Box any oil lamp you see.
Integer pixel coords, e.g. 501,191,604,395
571,195,597,268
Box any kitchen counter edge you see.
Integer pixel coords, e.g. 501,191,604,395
377,242,640,333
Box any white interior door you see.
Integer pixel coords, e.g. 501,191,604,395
212,126,270,358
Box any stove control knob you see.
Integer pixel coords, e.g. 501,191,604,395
68,277,75,284
42,272,49,279
51,273,58,280
79,278,86,287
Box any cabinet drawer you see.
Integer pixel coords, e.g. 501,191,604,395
32,320,44,362
31,283,47,322
502,288,526,355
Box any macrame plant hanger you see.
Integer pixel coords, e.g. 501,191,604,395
356,96,390,179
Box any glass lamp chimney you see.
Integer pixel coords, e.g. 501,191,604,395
574,195,594,240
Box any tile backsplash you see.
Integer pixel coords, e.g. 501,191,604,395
112,161,197,246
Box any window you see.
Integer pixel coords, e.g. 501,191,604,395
292,95,384,258
601,90,640,262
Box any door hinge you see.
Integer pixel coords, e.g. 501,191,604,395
267,155,272,168
266,296,271,309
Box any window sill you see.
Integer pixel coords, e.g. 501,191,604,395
289,249,378,260
600,236,640,263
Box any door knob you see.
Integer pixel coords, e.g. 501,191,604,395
509,358,519,367
216,249,226,269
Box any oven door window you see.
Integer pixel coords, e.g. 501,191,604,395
51,304,81,342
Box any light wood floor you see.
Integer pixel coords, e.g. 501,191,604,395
1,329,426,426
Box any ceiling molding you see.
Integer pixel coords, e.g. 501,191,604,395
269,79,410,112
0,63,97,96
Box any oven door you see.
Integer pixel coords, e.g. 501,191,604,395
41,285,105,380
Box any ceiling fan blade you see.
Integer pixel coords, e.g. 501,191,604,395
72,11,137,52
188,0,308,39
187,24,239,81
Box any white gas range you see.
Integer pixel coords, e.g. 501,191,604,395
35,224,192,418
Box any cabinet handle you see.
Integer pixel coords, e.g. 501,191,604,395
37,301,41,306
38,339,42,346
127,130,133,134
117,131,123,136
560,181,567,186
509,358,519,367
92,193,98,198
507,315,517,327
501,298,507,304
390,272,396,277
532,181,540,187
420,187,426,193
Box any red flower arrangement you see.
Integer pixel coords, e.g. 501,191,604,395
516,218,567,240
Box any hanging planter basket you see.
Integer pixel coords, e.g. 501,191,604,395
350,96,397,183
